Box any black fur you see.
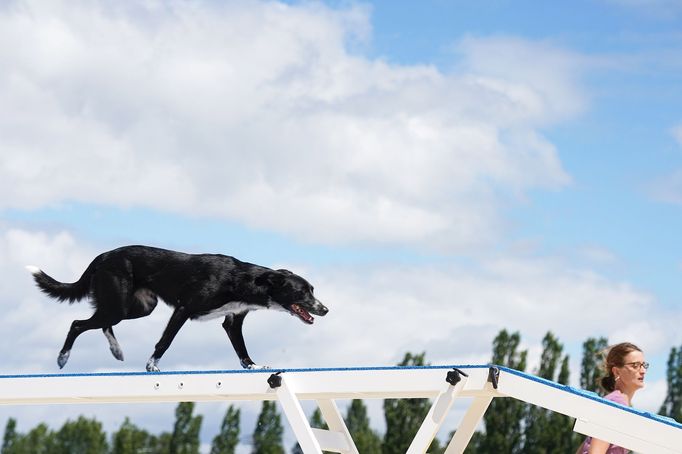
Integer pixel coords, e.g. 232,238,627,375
28,245,328,371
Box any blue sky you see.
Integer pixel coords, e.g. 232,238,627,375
1,0,681,450
363,0,682,303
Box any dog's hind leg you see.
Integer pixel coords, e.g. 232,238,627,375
103,326,124,361
58,269,127,368
146,306,189,372
100,289,156,363
222,312,264,369
58,312,110,368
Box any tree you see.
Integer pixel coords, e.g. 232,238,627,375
2,418,18,453
383,352,441,454
111,417,158,454
52,416,108,454
291,408,328,454
345,400,382,454
1,422,56,454
546,355,575,451
252,401,284,454
211,405,240,454
469,329,528,454
170,402,203,454
522,332,574,454
149,432,172,454
660,345,682,422
580,337,608,393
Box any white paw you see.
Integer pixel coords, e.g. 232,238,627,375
146,358,160,372
57,351,70,369
247,364,271,370
110,345,124,361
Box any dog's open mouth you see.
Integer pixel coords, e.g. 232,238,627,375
290,304,314,324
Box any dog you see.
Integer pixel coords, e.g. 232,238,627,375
26,245,328,371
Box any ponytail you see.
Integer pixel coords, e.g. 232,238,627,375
600,374,616,392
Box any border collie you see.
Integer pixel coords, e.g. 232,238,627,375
27,245,328,371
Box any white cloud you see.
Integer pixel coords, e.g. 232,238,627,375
454,36,587,123
673,123,682,147
0,0,580,251
644,124,682,204
649,168,682,205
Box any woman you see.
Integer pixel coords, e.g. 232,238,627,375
578,342,648,454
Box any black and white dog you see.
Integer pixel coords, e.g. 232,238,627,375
26,245,328,371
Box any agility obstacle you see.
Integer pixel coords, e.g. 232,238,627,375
0,365,680,453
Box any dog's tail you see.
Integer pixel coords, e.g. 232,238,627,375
26,265,92,304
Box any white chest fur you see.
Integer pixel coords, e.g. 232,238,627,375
194,301,279,321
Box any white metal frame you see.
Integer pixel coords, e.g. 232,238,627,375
0,365,679,453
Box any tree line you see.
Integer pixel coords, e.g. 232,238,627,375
2,331,681,453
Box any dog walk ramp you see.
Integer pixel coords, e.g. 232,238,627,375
0,365,680,453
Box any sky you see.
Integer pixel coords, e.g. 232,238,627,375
1,0,681,451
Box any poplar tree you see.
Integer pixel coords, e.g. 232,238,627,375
211,405,240,454
149,432,172,453
345,400,382,454
170,402,203,454
580,337,608,393
660,345,682,422
383,352,441,454
252,401,285,454
111,417,158,454
522,332,573,454
470,329,528,454
2,418,18,453
547,355,576,451
291,407,327,454
1,422,56,454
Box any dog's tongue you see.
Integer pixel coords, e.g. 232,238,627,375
291,304,314,324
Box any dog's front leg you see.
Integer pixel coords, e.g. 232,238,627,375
222,313,267,369
146,306,189,372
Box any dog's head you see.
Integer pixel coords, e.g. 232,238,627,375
257,269,328,324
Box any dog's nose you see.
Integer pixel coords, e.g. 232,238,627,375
316,301,329,316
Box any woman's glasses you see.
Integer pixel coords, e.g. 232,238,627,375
623,361,650,370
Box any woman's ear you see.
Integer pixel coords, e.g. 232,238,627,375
611,365,620,380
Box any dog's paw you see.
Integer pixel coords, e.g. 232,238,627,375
146,357,160,372
57,351,70,369
247,364,271,370
110,344,124,362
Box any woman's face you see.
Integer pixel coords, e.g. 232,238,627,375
613,350,647,393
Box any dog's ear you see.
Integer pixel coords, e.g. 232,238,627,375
255,270,286,288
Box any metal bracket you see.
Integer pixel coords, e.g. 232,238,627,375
267,372,283,389
488,366,500,389
446,367,469,386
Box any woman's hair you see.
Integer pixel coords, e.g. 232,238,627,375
600,342,642,392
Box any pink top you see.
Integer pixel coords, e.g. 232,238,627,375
578,390,630,454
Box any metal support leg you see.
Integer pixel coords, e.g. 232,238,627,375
273,375,322,454
443,395,493,454
271,375,359,454
317,399,359,454
406,373,468,454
